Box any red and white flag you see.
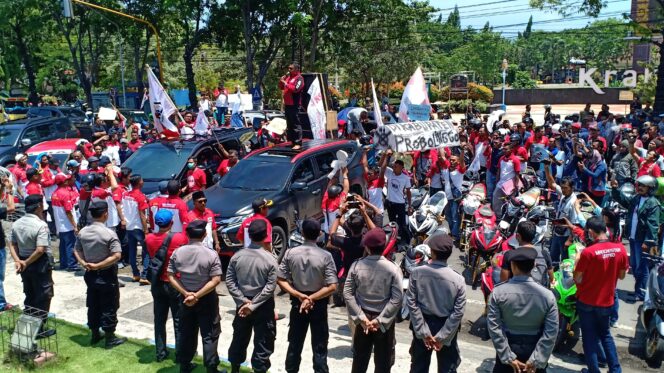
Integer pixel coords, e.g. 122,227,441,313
146,65,179,135
194,110,210,135
371,79,383,127
398,67,430,122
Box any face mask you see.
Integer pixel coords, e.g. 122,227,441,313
187,162,195,169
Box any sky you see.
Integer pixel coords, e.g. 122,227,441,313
428,0,632,34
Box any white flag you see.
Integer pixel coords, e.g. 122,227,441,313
146,66,179,135
371,79,383,127
307,77,326,140
194,110,210,135
398,67,430,122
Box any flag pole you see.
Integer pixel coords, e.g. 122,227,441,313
144,64,185,124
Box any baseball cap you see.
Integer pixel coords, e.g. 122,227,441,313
87,156,99,163
120,138,128,144
571,122,581,130
99,156,112,166
154,209,174,227
252,198,273,212
54,173,71,185
361,227,386,248
26,168,42,179
67,159,80,168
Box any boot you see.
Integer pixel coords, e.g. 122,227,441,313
104,332,127,348
180,362,197,373
90,330,104,345
230,364,242,373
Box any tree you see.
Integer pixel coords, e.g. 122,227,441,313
523,16,533,39
531,0,664,112
446,5,460,29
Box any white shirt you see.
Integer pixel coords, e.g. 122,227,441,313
497,155,518,189
442,167,464,198
630,197,647,240
198,99,210,111
385,168,411,204
554,150,566,179
215,92,228,107
122,194,144,231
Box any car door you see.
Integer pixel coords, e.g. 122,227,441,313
20,126,40,149
290,159,321,219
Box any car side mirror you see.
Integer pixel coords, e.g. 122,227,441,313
291,181,308,192
21,138,31,147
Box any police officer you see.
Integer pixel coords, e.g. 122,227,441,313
487,248,558,373
277,219,337,373
226,219,278,373
8,195,54,336
406,234,466,373
167,220,222,373
73,201,127,348
344,227,403,373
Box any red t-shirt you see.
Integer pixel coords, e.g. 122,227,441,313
515,146,529,160
187,208,217,230
524,135,549,152
26,181,43,196
575,241,629,307
216,159,235,177
11,165,29,184
145,232,189,282
637,157,662,177
187,167,207,192
127,140,143,152
321,191,347,212
236,214,272,245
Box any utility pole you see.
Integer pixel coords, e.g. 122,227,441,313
502,59,508,110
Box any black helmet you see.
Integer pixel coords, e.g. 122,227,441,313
359,134,372,146
327,184,342,198
523,117,534,125
81,173,97,188
509,134,521,143
470,118,482,128
544,104,551,110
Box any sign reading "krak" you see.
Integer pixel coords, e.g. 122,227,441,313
579,67,653,95
374,120,460,153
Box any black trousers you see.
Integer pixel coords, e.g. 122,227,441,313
286,296,330,373
285,105,302,145
177,292,220,369
151,280,182,360
228,298,276,372
351,311,396,373
409,315,460,373
46,203,57,236
115,225,128,264
84,267,120,332
386,201,410,243
19,255,54,318
492,334,546,373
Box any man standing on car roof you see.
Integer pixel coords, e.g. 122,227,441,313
278,62,305,150
237,198,273,249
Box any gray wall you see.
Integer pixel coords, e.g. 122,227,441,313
491,87,630,105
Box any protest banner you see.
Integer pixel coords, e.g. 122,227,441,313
373,120,460,153
406,103,431,121
97,107,117,121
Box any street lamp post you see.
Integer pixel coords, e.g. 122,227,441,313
501,59,508,110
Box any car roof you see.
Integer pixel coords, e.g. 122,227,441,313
26,138,83,154
247,139,357,163
3,116,61,127
139,128,253,150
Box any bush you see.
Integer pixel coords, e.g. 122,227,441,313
512,71,537,89
438,83,494,102
389,81,405,98
328,85,342,100
440,99,489,113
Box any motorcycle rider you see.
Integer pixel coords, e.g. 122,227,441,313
544,163,578,265
610,175,660,301
574,216,628,373
488,248,558,373
406,234,466,373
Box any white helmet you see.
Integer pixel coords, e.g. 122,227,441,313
636,175,657,188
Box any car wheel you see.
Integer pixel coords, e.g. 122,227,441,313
271,226,287,263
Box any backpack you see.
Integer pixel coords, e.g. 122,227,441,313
146,233,173,284
530,247,550,286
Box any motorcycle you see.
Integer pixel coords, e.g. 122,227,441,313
407,191,448,246
459,181,487,252
467,205,505,288
398,243,432,322
480,249,508,315
552,242,584,352
641,253,664,366
498,185,542,238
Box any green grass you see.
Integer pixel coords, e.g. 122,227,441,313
0,313,247,372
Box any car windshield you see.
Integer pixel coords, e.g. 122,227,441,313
0,128,20,146
122,142,189,180
219,159,290,191
59,108,86,120
27,153,70,170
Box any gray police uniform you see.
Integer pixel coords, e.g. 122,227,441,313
167,241,222,371
277,242,338,373
226,242,278,373
10,213,53,317
75,221,122,333
344,255,403,373
487,275,558,373
406,260,466,373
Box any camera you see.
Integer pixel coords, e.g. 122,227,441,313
347,194,361,208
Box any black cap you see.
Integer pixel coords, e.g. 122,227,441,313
510,248,538,262
88,200,108,213
87,156,99,163
248,219,268,242
427,233,454,254
301,219,321,238
192,190,206,201
99,156,112,167
24,194,43,210
185,219,207,237
251,198,273,212
26,168,41,179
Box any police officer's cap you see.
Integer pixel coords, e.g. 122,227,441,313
26,168,42,179
427,233,454,255
87,156,99,163
510,248,538,262
89,201,109,214
99,156,112,167
24,194,43,210
186,219,207,237
248,219,268,241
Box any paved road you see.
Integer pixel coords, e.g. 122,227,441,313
2,235,658,373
